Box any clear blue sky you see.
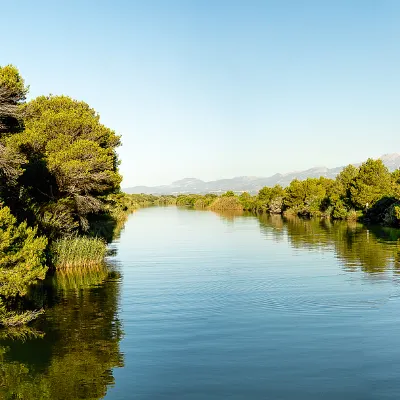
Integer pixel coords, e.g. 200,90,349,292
2,0,399,187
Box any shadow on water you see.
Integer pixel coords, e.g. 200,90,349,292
0,265,123,400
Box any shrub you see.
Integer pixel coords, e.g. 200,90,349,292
346,209,358,222
209,196,243,211
0,206,47,298
0,205,47,326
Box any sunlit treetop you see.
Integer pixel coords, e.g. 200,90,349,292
0,64,28,102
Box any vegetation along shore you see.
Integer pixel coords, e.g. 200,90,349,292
0,65,154,326
0,63,399,328
172,158,400,227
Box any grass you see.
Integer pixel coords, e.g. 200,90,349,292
51,237,107,270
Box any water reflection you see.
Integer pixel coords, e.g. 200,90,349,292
3,209,400,399
257,214,400,274
0,267,123,400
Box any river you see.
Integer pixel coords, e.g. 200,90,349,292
2,206,400,399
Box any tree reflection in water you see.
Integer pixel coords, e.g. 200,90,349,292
258,213,400,274
0,266,123,400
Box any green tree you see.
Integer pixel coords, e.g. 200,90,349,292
10,95,122,236
238,192,254,210
284,178,328,216
268,184,285,214
392,169,400,199
0,66,27,203
256,185,286,214
0,64,27,134
329,164,359,219
350,158,393,210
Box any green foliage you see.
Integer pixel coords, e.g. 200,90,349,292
0,65,27,201
0,206,47,298
154,195,177,206
163,157,400,226
128,193,159,206
177,194,204,207
238,192,256,210
193,194,217,209
328,165,359,218
50,237,107,270
0,66,139,326
255,185,285,214
350,158,393,209
283,178,331,217
0,65,27,101
104,193,139,217
10,95,122,236
395,206,400,221
366,197,400,227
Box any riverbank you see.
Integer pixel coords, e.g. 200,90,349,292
159,158,400,228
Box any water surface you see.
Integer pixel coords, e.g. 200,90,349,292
2,207,400,399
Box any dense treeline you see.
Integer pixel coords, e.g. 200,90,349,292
175,158,400,227
0,65,147,326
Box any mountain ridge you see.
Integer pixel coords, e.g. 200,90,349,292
124,153,400,195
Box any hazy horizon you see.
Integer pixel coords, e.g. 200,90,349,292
3,1,399,187
123,151,399,188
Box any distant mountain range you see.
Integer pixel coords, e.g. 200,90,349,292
124,153,400,195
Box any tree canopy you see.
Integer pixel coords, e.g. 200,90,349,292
350,158,393,209
8,95,122,236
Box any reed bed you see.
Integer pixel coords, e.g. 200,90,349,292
209,196,244,211
51,237,107,270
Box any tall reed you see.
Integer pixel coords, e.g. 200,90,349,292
51,237,107,270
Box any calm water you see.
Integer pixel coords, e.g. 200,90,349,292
2,207,400,399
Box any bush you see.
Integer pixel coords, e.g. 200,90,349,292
209,196,243,211
0,206,47,298
0,205,47,326
346,209,358,222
